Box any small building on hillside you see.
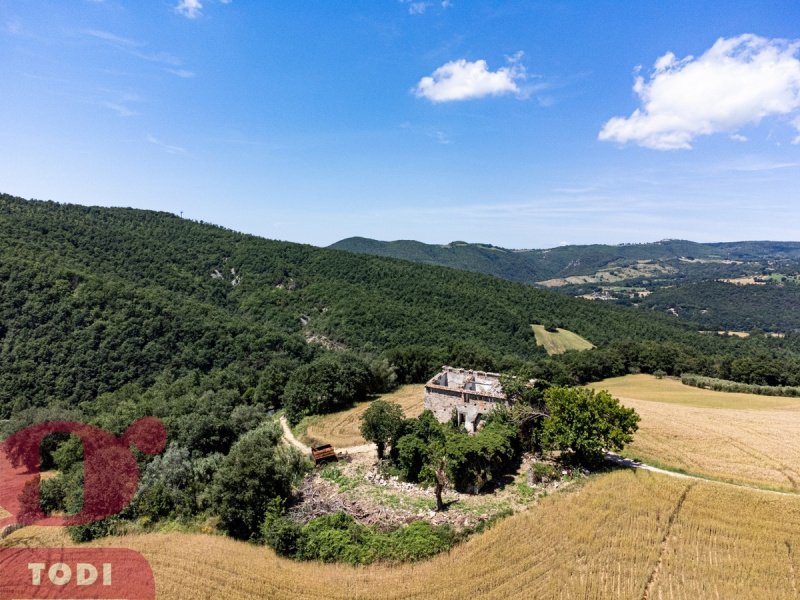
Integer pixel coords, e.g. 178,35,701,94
424,366,508,433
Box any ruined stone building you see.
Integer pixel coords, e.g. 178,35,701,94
423,367,508,433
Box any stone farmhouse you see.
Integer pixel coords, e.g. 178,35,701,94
423,366,509,433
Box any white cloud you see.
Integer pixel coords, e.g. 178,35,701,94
4,19,23,35
599,34,800,150
175,0,202,19
168,68,195,78
730,133,748,142
408,2,429,14
147,134,186,154
84,29,183,67
103,102,138,117
414,53,526,102
84,29,141,48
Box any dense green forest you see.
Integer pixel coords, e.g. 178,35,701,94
2,192,800,422
639,281,800,332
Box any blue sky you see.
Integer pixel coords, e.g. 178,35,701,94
2,1,800,248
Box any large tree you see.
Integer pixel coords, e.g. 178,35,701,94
541,387,639,465
359,399,404,460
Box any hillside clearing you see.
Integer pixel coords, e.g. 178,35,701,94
531,324,594,355
7,470,800,599
297,385,425,447
537,260,677,287
591,374,800,490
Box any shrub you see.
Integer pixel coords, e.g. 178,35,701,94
263,510,457,565
209,421,310,540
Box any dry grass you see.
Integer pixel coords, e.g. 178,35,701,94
720,276,766,285
591,374,800,490
592,374,799,409
538,261,677,287
299,384,425,447
531,324,594,355
7,470,800,599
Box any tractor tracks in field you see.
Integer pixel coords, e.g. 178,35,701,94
787,541,798,595
641,482,696,600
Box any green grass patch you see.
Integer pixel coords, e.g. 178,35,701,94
531,324,594,355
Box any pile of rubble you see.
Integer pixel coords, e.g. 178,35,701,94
363,469,434,496
287,469,489,531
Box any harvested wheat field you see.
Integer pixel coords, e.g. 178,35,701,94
300,384,425,447
591,374,800,490
7,470,800,599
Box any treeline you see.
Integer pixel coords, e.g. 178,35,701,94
681,374,800,398
386,338,800,389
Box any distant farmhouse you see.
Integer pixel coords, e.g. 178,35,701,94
424,366,509,433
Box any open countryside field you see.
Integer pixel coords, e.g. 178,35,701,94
298,384,425,447
531,324,594,355
591,374,800,490
537,260,677,287
6,470,800,599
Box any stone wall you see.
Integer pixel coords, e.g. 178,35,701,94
423,366,508,433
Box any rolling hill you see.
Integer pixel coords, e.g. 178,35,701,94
330,236,800,332
330,236,800,285
1,192,798,418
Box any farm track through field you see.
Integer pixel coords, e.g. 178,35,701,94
607,455,800,497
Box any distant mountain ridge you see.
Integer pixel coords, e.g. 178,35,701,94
329,237,800,286
330,236,800,333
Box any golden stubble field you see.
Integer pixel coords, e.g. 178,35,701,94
6,469,800,599
591,374,800,490
299,384,425,447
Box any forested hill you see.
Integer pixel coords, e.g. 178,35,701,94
0,194,795,417
330,236,800,285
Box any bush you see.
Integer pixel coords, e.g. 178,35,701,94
261,499,302,557
444,419,517,493
263,510,457,565
209,421,310,540
530,462,558,483
132,443,195,520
